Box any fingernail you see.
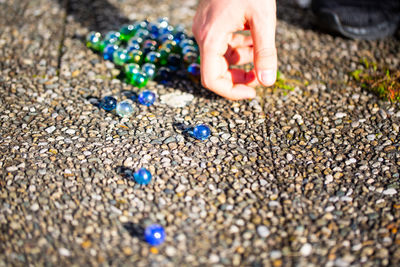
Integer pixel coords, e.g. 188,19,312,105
259,69,276,86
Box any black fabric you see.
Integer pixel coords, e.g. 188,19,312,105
312,0,400,39
312,0,400,27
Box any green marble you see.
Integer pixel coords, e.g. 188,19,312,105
119,24,136,42
128,49,144,65
86,32,102,51
113,48,130,66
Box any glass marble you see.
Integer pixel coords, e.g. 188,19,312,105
179,38,195,50
157,17,169,29
138,90,156,106
158,48,171,66
167,53,182,71
86,31,102,51
134,28,150,39
103,44,119,61
119,24,136,41
142,39,157,54
144,224,165,246
128,36,144,47
192,124,211,140
158,33,173,43
116,100,134,117
145,51,161,65
187,63,200,76
133,20,148,31
155,67,171,84
127,42,141,52
99,96,117,111
124,63,141,82
134,72,149,88
100,31,121,51
128,49,144,65
173,31,187,45
141,63,156,80
147,22,159,34
160,40,177,53
134,168,152,185
113,48,130,66
182,45,198,55
183,52,198,65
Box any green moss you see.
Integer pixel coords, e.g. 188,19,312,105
349,59,400,103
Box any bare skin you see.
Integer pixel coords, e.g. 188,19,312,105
192,0,277,100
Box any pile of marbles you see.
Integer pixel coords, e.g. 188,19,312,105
86,17,201,89
86,18,209,247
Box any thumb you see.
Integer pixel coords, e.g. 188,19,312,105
249,7,277,87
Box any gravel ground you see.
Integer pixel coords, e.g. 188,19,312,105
1,0,399,266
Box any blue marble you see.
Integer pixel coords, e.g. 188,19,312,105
135,28,150,39
192,124,211,140
141,63,156,80
99,96,117,111
103,44,119,61
157,17,169,28
144,224,165,246
182,45,198,55
158,25,174,36
116,100,134,117
128,36,144,47
138,90,156,106
187,63,200,76
145,51,161,65
103,31,121,47
158,33,174,43
134,168,152,185
173,31,187,44
127,42,141,52
147,22,159,34
179,38,195,49
155,67,171,84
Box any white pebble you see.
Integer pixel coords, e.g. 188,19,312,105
160,92,194,108
367,134,376,141
270,250,282,259
382,188,397,195
165,246,176,257
6,166,18,172
300,243,312,256
257,225,270,238
209,254,219,263
65,129,76,135
45,126,56,134
30,203,39,211
345,158,357,165
335,112,347,119
286,153,294,161
59,248,71,257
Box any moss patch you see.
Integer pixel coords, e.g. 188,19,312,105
350,59,400,102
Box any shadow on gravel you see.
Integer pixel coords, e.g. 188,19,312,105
55,0,130,33
123,222,145,239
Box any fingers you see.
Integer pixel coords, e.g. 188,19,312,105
201,47,256,100
248,3,277,87
229,33,253,48
224,45,253,65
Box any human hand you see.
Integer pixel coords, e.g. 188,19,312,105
192,0,277,100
